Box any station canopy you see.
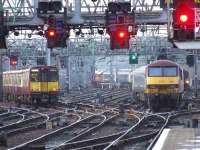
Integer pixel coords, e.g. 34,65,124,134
174,41,200,50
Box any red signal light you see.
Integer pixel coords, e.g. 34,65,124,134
117,31,126,38
110,26,130,49
172,0,196,40
48,29,56,37
49,31,55,36
179,14,188,23
118,31,125,38
47,29,56,38
11,60,17,65
10,56,17,66
173,2,194,28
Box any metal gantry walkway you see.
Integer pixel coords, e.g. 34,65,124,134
2,0,166,28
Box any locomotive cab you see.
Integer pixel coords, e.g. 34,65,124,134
144,60,188,111
30,66,59,103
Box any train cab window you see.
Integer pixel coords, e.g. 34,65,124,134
163,67,177,76
148,67,162,76
48,69,58,82
31,69,40,82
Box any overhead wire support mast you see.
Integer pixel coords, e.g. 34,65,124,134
0,0,3,101
194,50,198,98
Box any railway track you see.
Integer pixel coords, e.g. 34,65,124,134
9,111,106,150
101,113,167,150
53,110,141,150
53,111,167,150
0,111,25,126
0,107,80,149
59,89,134,116
1,88,199,150
62,89,131,105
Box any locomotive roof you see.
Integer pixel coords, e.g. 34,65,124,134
31,66,57,70
3,66,57,74
148,60,178,67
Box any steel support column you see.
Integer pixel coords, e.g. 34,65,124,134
194,50,198,98
0,0,3,100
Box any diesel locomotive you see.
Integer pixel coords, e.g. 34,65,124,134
3,66,59,104
132,60,190,111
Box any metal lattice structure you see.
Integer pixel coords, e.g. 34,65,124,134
1,0,165,28
3,0,34,17
3,0,161,16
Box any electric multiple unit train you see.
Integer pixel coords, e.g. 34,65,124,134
132,60,190,111
3,66,59,104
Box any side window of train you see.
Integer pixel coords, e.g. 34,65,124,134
14,74,17,85
5,76,7,85
19,74,21,86
20,73,23,86
179,68,182,80
7,74,10,85
15,74,18,85
3,75,5,84
16,74,18,85
10,75,12,85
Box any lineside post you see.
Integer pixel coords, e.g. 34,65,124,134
194,49,198,98
0,54,2,101
0,0,3,101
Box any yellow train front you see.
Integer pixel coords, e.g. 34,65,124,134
30,66,59,104
144,60,189,111
3,66,59,104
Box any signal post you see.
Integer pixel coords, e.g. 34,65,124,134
194,50,198,97
171,0,200,98
0,0,4,100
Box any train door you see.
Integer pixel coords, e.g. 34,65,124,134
40,68,48,93
179,68,184,93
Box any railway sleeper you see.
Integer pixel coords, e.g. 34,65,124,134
0,131,7,147
64,115,118,145
7,124,44,136
0,116,45,132
56,132,123,149
79,122,100,127
2,114,21,121
6,116,65,136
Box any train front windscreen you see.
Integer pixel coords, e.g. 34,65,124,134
148,67,177,77
30,68,58,82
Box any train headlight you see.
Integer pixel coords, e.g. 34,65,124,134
52,88,57,91
185,80,190,84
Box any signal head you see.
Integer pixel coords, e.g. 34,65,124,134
47,28,56,38
10,56,18,66
179,14,188,23
118,31,125,38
